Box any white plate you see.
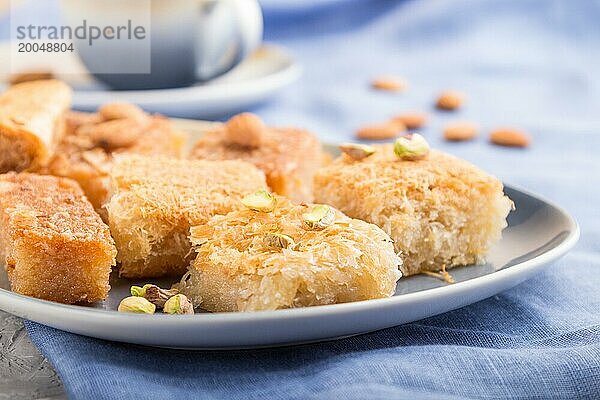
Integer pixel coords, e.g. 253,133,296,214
0,44,301,118
0,121,579,349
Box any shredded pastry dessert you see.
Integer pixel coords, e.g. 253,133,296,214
314,145,513,276
190,113,322,203
178,195,402,312
44,103,187,213
106,155,267,278
0,80,72,173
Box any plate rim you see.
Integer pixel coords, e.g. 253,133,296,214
0,183,580,326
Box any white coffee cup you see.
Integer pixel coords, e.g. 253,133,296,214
60,0,263,90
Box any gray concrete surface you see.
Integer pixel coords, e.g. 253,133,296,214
0,311,65,400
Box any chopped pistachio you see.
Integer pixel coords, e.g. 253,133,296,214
130,284,179,307
339,143,376,160
145,286,179,308
393,133,430,160
130,283,152,297
130,285,144,297
118,296,156,314
265,233,296,250
241,189,277,212
302,204,335,230
163,294,194,315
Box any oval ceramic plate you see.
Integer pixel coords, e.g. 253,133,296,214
0,44,301,118
0,121,579,349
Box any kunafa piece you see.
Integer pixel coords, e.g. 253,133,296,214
0,173,116,304
106,155,267,278
190,113,322,203
45,103,187,212
178,194,402,312
0,80,72,173
314,143,513,276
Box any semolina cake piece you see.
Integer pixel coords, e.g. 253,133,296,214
178,195,402,312
0,80,72,173
0,173,116,304
106,155,267,278
190,113,322,203
45,103,188,212
314,145,513,276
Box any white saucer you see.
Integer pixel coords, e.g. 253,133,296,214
0,44,301,118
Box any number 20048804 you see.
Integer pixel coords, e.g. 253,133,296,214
18,42,74,53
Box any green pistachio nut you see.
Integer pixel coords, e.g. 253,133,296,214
117,296,156,314
339,143,376,160
130,283,154,297
302,204,335,230
265,232,296,250
163,294,194,315
241,189,277,212
393,133,430,160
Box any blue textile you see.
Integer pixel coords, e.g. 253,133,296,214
24,0,599,399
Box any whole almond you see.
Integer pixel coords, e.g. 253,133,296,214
79,118,146,151
98,102,147,121
225,112,266,147
371,76,408,92
489,128,531,148
66,111,103,133
356,121,406,140
392,112,429,130
436,90,465,111
443,121,479,141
